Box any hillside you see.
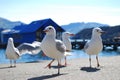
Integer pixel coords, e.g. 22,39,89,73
0,17,24,29
72,25,120,40
61,22,108,34
0,17,108,33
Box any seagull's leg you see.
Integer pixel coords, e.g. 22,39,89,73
14,60,16,67
64,57,67,66
96,55,100,67
45,59,55,69
58,61,60,75
89,55,92,67
10,60,12,67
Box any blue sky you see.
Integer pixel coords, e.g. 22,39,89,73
0,0,120,26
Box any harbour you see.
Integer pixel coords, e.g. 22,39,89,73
71,39,120,50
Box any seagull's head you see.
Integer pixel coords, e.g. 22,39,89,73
8,37,13,43
7,37,14,46
93,27,105,35
43,26,56,35
63,32,74,38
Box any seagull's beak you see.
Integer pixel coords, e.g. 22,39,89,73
43,30,49,32
100,31,105,34
70,33,75,36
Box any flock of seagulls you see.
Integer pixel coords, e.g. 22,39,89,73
5,26,104,74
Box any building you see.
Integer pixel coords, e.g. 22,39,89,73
1,18,65,44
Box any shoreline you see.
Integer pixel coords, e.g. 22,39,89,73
0,56,120,80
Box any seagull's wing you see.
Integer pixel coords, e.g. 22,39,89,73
32,41,41,47
14,48,21,57
83,41,89,51
17,41,41,55
56,40,66,53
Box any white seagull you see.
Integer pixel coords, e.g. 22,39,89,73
5,37,41,67
83,27,104,67
62,32,74,52
40,26,68,75
62,32,74,66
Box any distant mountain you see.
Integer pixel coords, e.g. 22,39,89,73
72,25,120,40
61,22,109,34
0,17,25,29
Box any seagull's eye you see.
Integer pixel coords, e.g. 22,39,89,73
49,27,52,30
96,29,99,32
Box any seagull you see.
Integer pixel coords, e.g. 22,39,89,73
83,27,104,67
5,37,41,67
40,26,68,75
62,32,74,52
62,32,74,66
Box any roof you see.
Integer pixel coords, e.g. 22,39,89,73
12,18,65,33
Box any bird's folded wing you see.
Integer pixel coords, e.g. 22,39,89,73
14,48,21,56
17,42,41,55
56,40,66,53
83,42,89,51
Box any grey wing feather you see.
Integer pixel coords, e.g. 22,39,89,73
17,42,41,55
56,40,66,53
83,42,89,51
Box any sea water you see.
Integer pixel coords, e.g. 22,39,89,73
0,49,120,64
